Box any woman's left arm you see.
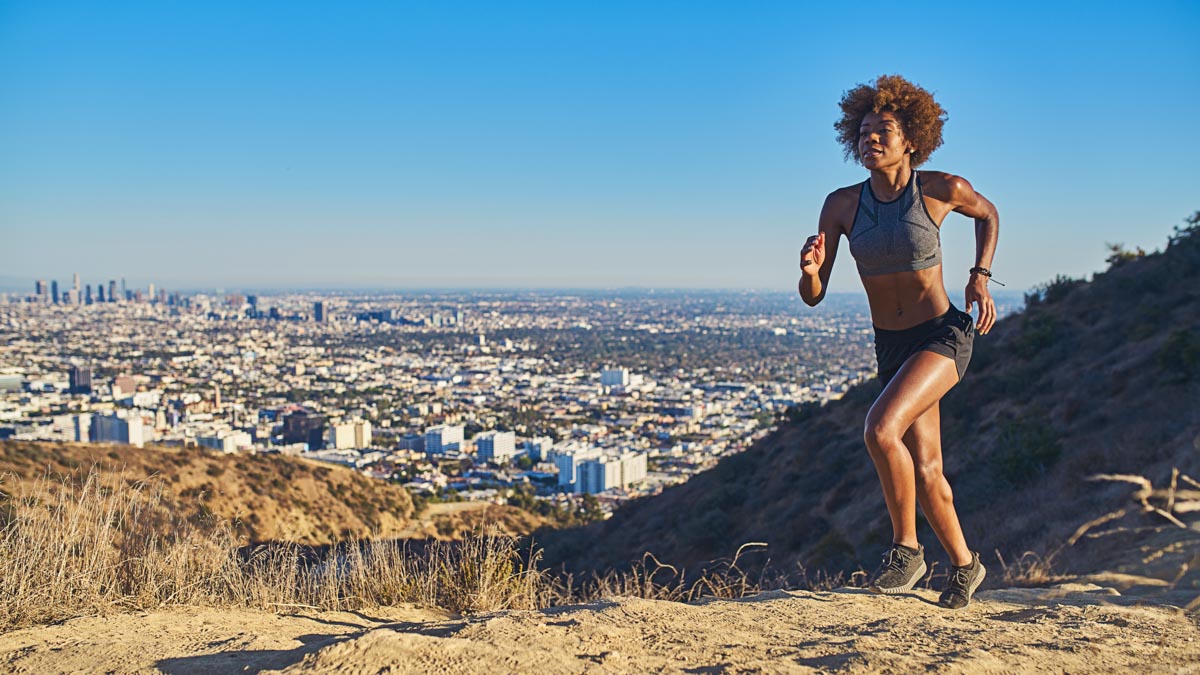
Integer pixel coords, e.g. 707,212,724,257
945,176,999,334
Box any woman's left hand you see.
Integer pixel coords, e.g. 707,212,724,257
965,276,995,334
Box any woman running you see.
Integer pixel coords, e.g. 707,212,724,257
798,75,999,609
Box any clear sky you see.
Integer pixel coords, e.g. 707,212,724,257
2,1,1198,293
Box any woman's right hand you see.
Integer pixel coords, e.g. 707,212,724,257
800,232,825,276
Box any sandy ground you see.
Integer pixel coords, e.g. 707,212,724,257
1,584,1196,674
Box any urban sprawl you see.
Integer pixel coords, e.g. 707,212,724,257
1,275,910,515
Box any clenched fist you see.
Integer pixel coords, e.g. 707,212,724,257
800,232,825,276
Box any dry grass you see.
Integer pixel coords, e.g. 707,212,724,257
552,542,780,606
0,465,767,632
0,466,545,631
10,462,1192,633
993,551,1062,587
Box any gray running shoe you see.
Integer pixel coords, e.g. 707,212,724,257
938,551,986,609
869,544,926,594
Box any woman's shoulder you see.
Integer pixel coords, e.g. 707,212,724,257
917,170,976,203
824,182,863,206
819,183,863,233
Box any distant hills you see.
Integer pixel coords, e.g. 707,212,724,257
0,441,553,545
540,216,1200,581
0,442,417,545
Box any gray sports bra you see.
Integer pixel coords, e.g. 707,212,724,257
848,171,942,276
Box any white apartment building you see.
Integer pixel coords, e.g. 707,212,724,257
552,445,601,488
525,436,555,461
126,390,163,408
620,451,648,485
575,451,648,494
198,430,253,453
326,419,372,449
425,424,464,455
600,367,630,387
475,430,516,464
576,455,623,494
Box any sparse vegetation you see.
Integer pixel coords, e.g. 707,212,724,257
1011,312,1062,359
993,416,1063,484
1104,242,1146,269
1156,328,1200,382
0,465,779,632
1023,273,1083,308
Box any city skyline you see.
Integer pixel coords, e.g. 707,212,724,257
3,2,1198,291
3,272,1033,304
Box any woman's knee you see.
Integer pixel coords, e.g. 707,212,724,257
863,412,903,450
915,461,948,492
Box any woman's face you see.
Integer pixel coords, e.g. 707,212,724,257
858,111,913,170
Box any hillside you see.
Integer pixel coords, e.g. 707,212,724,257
540,217,1200,586
0,441,417,545
0,441,552,545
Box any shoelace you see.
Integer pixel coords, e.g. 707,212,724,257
947,565,973,590
883,548,910,573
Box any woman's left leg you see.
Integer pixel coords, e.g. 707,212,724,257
864,350,962,548
904,401,973,567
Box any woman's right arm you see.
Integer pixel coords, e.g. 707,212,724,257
798,191,847,306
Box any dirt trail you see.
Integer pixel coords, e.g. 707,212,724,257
1,584,1196,673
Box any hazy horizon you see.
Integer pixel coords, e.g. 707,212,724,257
0,275,1036,300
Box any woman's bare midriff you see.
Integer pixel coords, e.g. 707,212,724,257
861,265,952,330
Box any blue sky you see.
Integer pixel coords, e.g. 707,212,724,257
2,1,1197,292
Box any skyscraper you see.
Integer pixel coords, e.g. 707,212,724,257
69,366,93,394
98,285,106,303
313,301,325,322
72,272,80,293
51,280,60,304
85,285,93,304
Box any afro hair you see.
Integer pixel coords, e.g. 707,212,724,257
835,75,947,168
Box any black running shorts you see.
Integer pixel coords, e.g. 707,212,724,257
873,304,975,389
